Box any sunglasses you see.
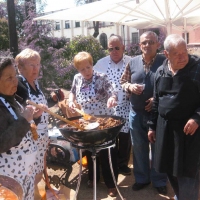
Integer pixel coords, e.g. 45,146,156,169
141,40,155,45
108,46,120,52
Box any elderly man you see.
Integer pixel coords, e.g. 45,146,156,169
94,35,132,175
120,31,167,194
148,34,200,200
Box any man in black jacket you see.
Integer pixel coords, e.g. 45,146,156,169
148,34,200,200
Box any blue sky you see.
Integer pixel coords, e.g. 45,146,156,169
44,0,76,12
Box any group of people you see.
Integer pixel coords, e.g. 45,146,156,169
68,32,167,198
0,30,199,200
0,48,64,199
69,31,200,200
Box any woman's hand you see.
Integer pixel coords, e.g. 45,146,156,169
68,101,76,109
33,104,48,119
21,105,34,122
107,97,117,108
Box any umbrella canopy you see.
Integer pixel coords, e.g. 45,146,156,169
34,0,200,34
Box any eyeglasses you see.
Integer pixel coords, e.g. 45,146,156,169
108,46,120,52
141,40,155,45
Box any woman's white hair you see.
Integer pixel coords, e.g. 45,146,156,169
164,34,186,52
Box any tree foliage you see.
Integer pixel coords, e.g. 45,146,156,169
19,9,75,91
0,0,107,92
64,35,107,65
0,18,9,50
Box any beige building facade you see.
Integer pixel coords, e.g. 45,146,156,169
52,20,139,47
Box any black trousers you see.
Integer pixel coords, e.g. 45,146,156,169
167,173,199,200
116,132,131,168
85,145,118,188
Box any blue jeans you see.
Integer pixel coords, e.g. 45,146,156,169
129,110,167,187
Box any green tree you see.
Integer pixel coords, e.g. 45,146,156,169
64,35,107,65
0,18,9,50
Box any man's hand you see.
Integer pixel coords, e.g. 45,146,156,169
128,84,144,95
148,130,156,143
145,97,153,112
184,119,199,135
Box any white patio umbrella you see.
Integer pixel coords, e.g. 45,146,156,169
34,0,200,34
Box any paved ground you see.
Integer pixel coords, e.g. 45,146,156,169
44,152,175,200
44,89,175,200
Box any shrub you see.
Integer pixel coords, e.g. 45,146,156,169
0,18,9,50
64,35,107,65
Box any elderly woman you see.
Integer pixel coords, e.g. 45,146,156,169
68,51,118,197
0,57,39,200
14,48,64,198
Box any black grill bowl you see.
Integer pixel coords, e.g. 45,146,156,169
57,115,125,146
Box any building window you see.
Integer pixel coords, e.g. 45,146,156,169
75,21,80,28
65,21,70,29
55,22,60,30
100,33,107,49
132,32,139,44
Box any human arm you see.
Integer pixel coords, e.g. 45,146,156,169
120,63,144,95
147,69,161,131
68,76,78,109
183,60,200,135
99,73,117,108
0,105,33,153
68,92,76,109
147,71,160,142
